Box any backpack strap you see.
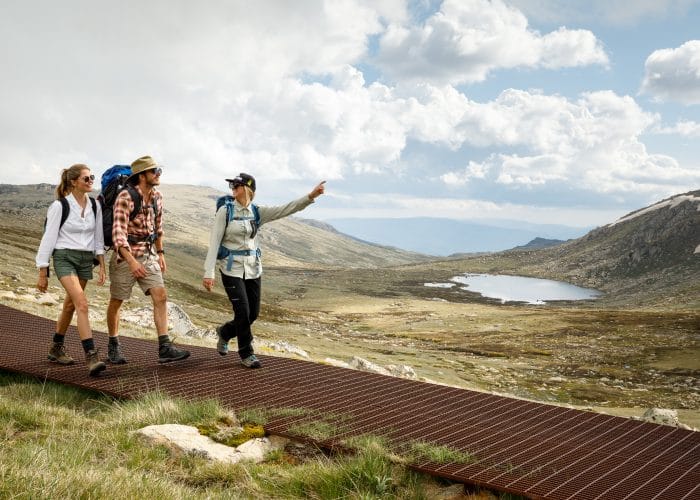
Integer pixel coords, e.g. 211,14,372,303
218,201,262,266
125,185,142,221
58,197,70,229
224,200,260,225
58,197,98,229
124,185,159,244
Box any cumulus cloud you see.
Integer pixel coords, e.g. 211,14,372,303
653,120,700,137
0,0,395,186
438,89,700,195
640,40,700,105
375,0,608,84
0,0,695,219
508,0,697,26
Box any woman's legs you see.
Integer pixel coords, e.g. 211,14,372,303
220,274,261,359
58,276,92,341
52,275,105,375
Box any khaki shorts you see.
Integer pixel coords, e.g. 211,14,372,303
109,251,164,300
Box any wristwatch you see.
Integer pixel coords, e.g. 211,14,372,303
156,249,165,254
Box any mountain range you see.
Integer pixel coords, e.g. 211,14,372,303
320,217,588,256
1,183,697,307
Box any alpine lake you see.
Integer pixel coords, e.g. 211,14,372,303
425,273,602,304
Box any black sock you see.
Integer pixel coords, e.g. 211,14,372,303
108,337,119,346
158,335,170,346
53,333,65,344
81,338,95,353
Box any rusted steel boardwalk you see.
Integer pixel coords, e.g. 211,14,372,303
0,304,698,499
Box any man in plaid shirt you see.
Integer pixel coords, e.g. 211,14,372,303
105,155,190,364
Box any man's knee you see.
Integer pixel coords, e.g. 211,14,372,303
108,298,123,314
150,287,168,305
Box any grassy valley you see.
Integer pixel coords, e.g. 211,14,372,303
0,184,698,429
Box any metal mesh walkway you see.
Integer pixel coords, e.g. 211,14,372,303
0,304,698,499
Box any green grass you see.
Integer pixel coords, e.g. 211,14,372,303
1,372,522,499
407,441,477,465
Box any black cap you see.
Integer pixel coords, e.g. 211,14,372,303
225,172,256,192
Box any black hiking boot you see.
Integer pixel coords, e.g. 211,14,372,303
107,342,128,364
158,342,190,364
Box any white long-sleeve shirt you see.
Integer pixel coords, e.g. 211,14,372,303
203,195,313,280
35,193,105,268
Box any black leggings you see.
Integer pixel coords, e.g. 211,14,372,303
219,274,261,359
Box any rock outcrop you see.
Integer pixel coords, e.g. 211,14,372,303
136,424,288,464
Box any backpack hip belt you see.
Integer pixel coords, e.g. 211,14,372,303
127,232,158,245
224,248,261,271
215,195,262,262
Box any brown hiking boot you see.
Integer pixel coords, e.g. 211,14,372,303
47,342,75,365
85,349,106,376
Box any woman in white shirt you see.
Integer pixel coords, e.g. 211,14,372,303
36,164,107,376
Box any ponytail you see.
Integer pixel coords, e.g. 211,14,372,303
54,164,89,199
242,185,255,207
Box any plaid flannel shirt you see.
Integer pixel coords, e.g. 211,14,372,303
112,186,163,261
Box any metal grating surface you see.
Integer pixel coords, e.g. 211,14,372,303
0,304,698,500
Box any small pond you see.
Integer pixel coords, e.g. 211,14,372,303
425,273,602,304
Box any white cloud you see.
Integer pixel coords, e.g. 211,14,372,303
438,89,700,195
653,120,700,137
312,191,624,226
0,1,393,186
640,40,700,105
508,0,698,26
0,0,695,223
375,0,608,84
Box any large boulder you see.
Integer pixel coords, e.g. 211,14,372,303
135,424,288,464
640,408,679,427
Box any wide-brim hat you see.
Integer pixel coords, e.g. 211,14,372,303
225,172,256,192
130,156,161,178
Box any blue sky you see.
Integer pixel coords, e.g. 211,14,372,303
1,0,698,228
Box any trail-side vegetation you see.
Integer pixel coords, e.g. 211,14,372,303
1,372,523,499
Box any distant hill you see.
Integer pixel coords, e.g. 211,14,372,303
447,190,700,307
158,185,429,268
511,237,567,251
322,217,589,255
1,184,697,307
0,183,429,269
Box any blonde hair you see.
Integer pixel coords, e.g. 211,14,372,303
241,185,255,207
55,164,89,199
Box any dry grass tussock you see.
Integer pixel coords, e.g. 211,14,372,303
0,372,520,499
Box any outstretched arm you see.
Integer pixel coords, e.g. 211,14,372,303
258,181,327,225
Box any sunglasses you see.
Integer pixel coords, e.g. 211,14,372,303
149,167,163,176
229,181,243,190
81,175,95,183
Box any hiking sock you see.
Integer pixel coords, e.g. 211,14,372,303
158,335,171,346
108,336,120,346
81,338,96,353
53,333,65,344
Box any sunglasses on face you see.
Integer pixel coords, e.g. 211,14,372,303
229,181,243,190
149,167,163,176
81,175,95,183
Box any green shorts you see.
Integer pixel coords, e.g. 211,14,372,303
53,249,95,280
